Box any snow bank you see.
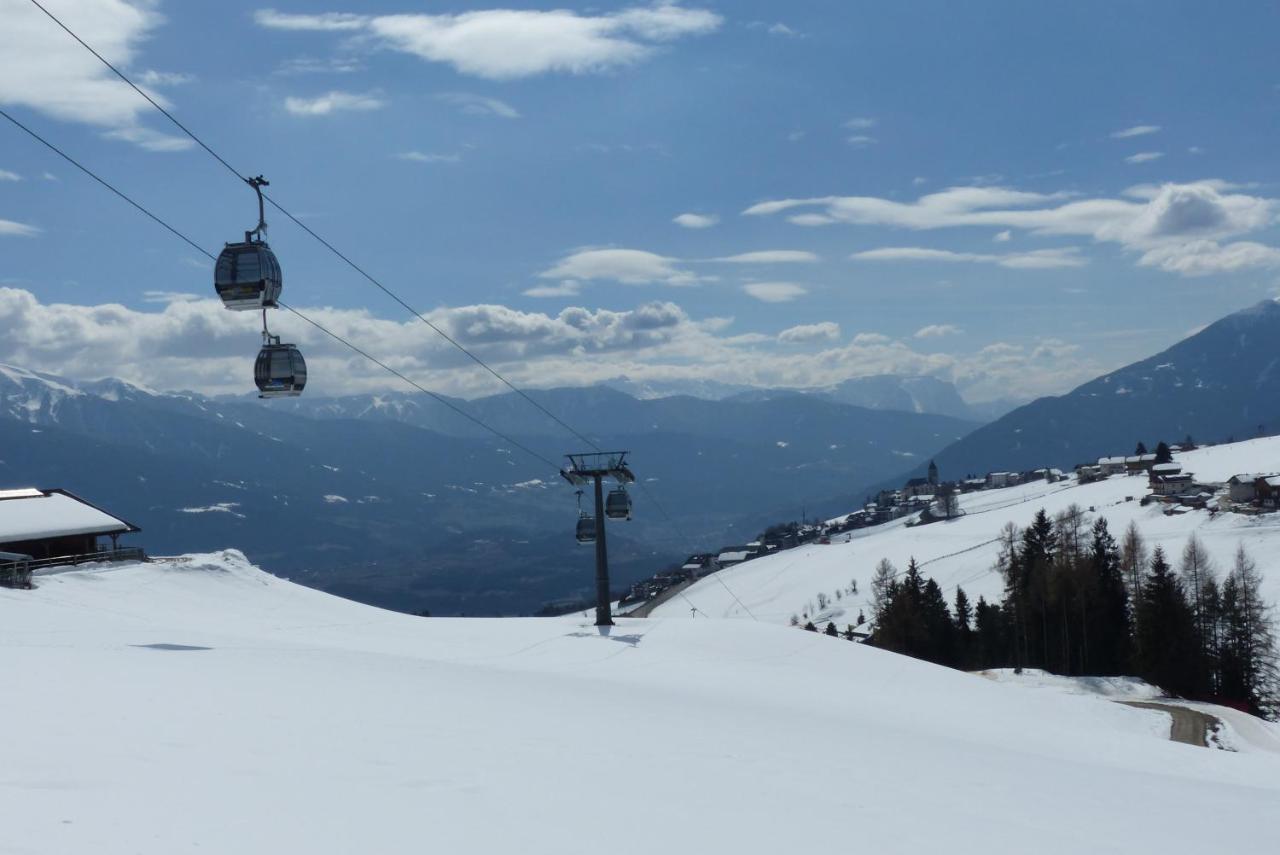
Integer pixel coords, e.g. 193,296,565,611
2,552,1279,854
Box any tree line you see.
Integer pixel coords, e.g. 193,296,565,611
863,506,1278,718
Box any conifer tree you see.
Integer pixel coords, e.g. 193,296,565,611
825,621,839,637
1154,441,1173,464
1134,547,1199,696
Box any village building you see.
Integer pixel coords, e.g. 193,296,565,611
1076,464,1105,484
0,487,142,588
1227,474,1270,503
1150,473,1195,497
1098,456,1128,476
986,471,1017,489
902,477,934,498
1257,476,1280,509
1125,453,1158,474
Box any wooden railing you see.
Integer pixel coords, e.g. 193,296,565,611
1,547,147,589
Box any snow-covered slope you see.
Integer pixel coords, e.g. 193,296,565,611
2,552,1278,854
655,436,1280,626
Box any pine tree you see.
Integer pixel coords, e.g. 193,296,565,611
1154,441,1173,464
871,558,897,623
1119,521,1148,601
824,621,839,637
1219,545,1279,717
1135,441,1148,455
954,587,974,668
1134,547,1199,696
1087,517,1130,675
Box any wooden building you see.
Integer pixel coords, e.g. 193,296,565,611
0,488,141,588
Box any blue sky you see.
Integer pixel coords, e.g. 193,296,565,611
2,0,1280,402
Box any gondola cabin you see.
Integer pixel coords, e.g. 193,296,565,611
215,238,282,310
255,342,307,398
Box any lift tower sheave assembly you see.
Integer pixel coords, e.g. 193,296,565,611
561,451,636,627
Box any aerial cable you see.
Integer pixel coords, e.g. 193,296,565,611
24,0,604,455
0,108,565,476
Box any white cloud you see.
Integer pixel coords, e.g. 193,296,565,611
436,92,520,119
0,0,189,151
787,130,806,142
914,324,962,339
853,247,1087,269
540,248,702,286
767,22,799,37
523,281,582,298
1138,240,1280,276
743,282,806,303
1111,125,1161,139
0,169,20,181
778,321,839,343
673,212,719,229
142,291,201,304
0,286,1108,401
844,117,877,130
0,219,39,237
101,125,192,152
136,69,193,86
1125,151,1164,164
276,55,364,75
713,250,819,264
847,135,876,147
398,151,461,164
753,181,1280,277
912,176,927,186
284,90,386,116
993,229,1011,242
257,3,722,80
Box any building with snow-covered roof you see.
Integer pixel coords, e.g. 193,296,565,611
1098,456,1127,476
1227,474,1271,503
0,488,141,587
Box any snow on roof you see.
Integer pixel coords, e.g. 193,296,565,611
1098,456,1126,465
1151,462,1182,473
1267,476,1280,488
717,550,750,562
1230,473,1274,483
0,489,135,543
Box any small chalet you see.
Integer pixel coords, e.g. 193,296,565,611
1076,464,1105,484
1098,456,1127,476
1150,473,1194,497
1257,476,1280,509
1125,454,1158,474
0,488,141,588
1227,474,1269,503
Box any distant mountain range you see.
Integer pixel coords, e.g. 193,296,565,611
599,373,1019,422
910,299,1280,482
0,364,974,615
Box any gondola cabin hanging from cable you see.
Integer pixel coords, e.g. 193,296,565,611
255,336,307,398
575,512,597,545
605,486,632,520
214,176,282,311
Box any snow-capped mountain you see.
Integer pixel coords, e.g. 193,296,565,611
922,299,1280,477
3,551,1276,853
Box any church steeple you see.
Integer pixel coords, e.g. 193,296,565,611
927,459,939,486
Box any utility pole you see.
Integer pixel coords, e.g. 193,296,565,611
561,451,635,627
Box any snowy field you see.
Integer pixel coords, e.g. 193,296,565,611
3,552,1279,854
655,436,1280,627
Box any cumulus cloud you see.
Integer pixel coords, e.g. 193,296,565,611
255,3,722,80
436,92,520,118
1111,125,1161,139
1125,151,1164,164
284,90,386,115
713,250,819,263
0,286,1110,402
993,229,1011,242
0,0,192,151
778,321,839,343
914,324,962,339
743,282,806,302
749,181,1280,276
673,212,719,229
852,247,1086,269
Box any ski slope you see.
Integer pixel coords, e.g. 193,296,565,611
3,552,1279,854
655,436,1280,626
